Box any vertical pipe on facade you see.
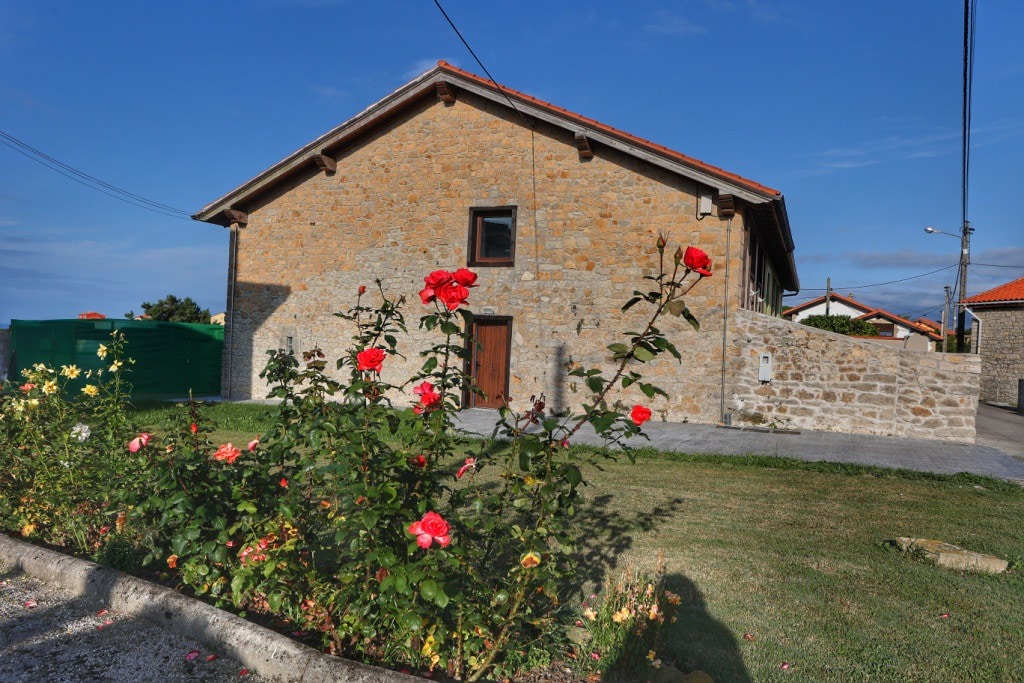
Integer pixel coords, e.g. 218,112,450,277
719,215,733,423
227,223,239,399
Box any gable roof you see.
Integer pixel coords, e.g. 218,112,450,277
193,61,797,291
781,292,874,318
854,310,943,341
964,276,1024,305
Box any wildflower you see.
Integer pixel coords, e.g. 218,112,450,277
71,423,91,442
108,360,122,373
456,457,477,479
279,477,288,488
26,398,39,408
648,603,660,620
647,650,657,661
520,551,542,568
664,590,681,605
60,365,81,379
167,554,178,569
128,433,151,452
408,511,451,549
97,344,108,359
21,523,36,537
583,608,597,621
611,607,632,623
590,652,601,661
213,443,241,464
19,383,35,393
81,384,99,397
42,380,58,395
247,438,259,451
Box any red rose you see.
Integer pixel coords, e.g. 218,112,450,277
213,442,242,464
682,246,713,277
412,381,442,414
358,285,366,295
456,457,477,479
128,433,151,453
190,423,199,434
452,268,478,288
435,281,470,310
356,348,386,373
410,454,427,468
630,405,652,426
424,270,453,290
408,511,451,549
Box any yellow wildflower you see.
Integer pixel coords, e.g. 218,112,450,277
611,607,632,624
420,634,436,656
60,364,81,379
647,650,657,661
109,360,122,373
583,608,597,621
26,398,39,408
81,384,99,397
664,590,681,605
21,523,36,537
520,551,542,569
42,380,58,395
97,344,108,359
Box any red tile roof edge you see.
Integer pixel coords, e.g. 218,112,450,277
436,61,781,199
781,292,874,317
964,275,1024,304
854,309,943,340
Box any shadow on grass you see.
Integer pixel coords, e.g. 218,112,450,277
570,495,750,682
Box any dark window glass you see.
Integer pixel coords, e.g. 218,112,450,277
468,206,516,266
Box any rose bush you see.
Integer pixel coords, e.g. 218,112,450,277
1,237,710,681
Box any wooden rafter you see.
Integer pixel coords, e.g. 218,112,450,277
574,132,594,160
312,153,337,174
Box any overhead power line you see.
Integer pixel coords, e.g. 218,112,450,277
799,264,959,292
0,129,192,220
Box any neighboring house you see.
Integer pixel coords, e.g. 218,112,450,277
210,312,226,326
194,62,978,442
782,294,943,351
78,311,106,319
964,276,1024,406
781,292,873,322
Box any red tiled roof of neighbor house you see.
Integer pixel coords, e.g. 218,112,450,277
781,292,874,318
855,309,943,341
964,276,1024,304
436,61,781,198
77,311,106,319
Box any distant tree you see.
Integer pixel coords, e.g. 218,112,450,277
800,314,878,336
126,295,211,323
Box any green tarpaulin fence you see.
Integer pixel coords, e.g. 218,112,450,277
7,319,223,397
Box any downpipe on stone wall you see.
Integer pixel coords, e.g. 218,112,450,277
718,196,736,424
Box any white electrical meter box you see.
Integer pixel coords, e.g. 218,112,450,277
758,353,772,383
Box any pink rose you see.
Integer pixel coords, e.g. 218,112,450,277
408,511,451,549
213,443,241,464
630,405,652,426
247,438,260,452
128,433,151,453
356,348,386,373
456,457,477,479
683,246,713,277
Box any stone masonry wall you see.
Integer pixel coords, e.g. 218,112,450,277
729,310,980,442
225,91,747,422
975,306,1024,406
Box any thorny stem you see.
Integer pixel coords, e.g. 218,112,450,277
467,578,531,683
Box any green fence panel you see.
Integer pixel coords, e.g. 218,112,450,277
8,319,223,398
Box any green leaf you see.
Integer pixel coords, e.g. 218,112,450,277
404,612,422,631
434,589,450,608
421,356,438,373
666,299,687,317
586,376,605,393
607,343,629,355
236,501,257,515
361,509,379,529
268,593,284,612
681,306,701,331
633,346,655,362
621,297,642,311
640,383,657,398
420,579,438,600
564,465,582,487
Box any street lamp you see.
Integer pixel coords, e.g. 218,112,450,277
924,222,973,352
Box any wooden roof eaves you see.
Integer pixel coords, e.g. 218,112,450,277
193,65,789,227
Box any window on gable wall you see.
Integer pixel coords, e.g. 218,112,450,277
467,206,516,266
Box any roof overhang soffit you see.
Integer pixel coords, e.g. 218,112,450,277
747,198,799,292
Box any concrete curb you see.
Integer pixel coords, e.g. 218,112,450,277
0,533,423,682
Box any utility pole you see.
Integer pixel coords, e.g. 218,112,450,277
942,285,951,352
825,277,831,317
955,221,972,352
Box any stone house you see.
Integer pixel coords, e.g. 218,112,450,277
782,294,942,350
194,62,979,441
965,276,1024,406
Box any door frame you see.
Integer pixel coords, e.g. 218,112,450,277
464,315,513,409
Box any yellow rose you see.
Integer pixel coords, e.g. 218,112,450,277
60,364,81,379
81,384,99,397
42,380,58,395
97,344,108,359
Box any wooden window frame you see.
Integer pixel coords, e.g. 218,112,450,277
467,206,517,267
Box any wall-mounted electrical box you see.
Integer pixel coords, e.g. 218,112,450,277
758,353,772,383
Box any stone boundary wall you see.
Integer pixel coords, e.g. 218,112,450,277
974,306,1024,406
729,310,980,442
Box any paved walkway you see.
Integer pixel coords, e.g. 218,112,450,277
455,402,1024,483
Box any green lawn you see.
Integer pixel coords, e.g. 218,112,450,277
130,402,1024,681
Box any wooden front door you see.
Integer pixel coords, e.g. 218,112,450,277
468,317,511,409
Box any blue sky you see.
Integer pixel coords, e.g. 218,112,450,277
2,1,1022,325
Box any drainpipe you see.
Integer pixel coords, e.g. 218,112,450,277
226,222,240,399
718,195,736,423
964,307,981,353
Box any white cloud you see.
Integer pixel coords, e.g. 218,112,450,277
644,10,706,36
